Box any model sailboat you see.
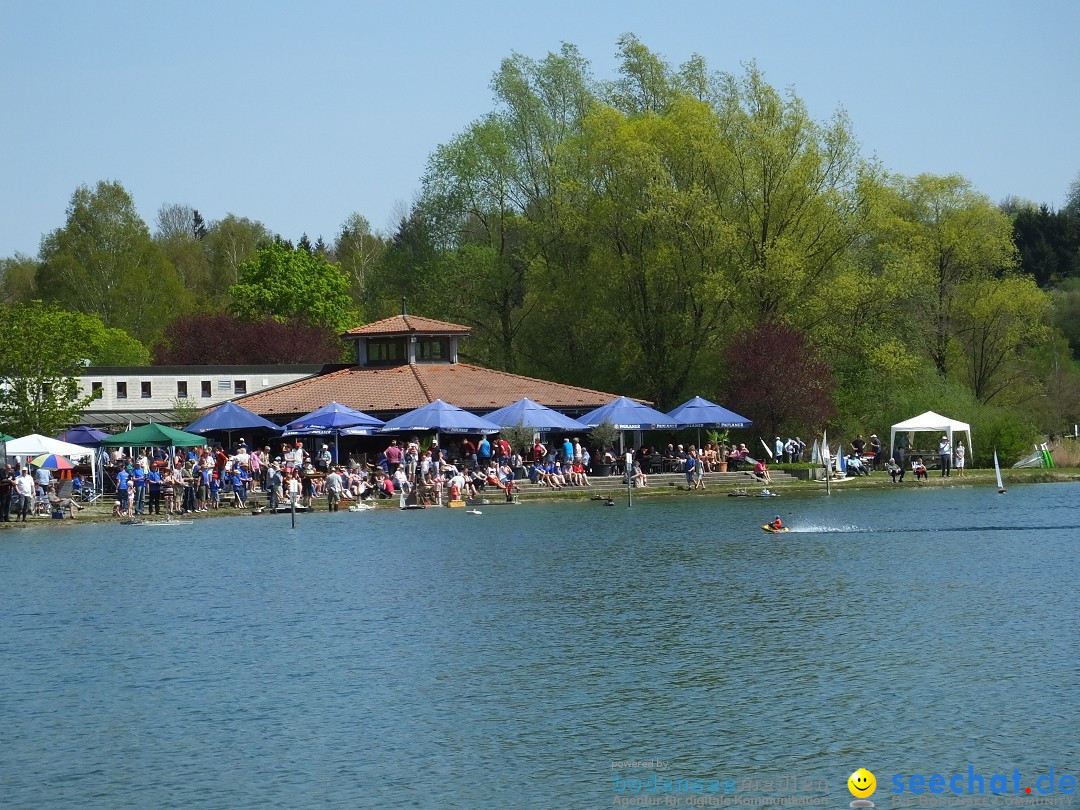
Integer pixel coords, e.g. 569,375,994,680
994,449,1006,494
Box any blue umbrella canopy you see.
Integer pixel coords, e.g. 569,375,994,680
284,402,384,432
54,424,110,448
665,396,753,429
186,401,282,434
483,398,587,433
578,396,679,430
379,399,501,435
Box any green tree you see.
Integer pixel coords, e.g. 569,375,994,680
1051,277,1080,354
203,214,270,297
0,253,39,304
333,213,387,304
66,311,151,365
950,275,1052,403
0,302,97,435
875,174,1018,378
365,208,447,323
566,96,736,406
155,203,213,297
36,181,192,344
710,65,873,330
229,239,355,331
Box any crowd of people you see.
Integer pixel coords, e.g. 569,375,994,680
841,432,967,482
0,462,86,522
1,424,983,523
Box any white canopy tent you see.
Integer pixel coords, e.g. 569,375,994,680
2,433,98,495
890,411,972,461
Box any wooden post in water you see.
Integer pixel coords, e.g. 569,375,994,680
823,430,831,496
625,450,633,508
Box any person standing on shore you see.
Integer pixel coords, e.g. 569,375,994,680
325,467,343,512
939,435,952,477
0,465,13,522
15,467,34,522
869,434,883,470
894,433,911,470
693,450,706,490
288,471,301,508
147,467,162,515
955,440,966,477
384,439,403,475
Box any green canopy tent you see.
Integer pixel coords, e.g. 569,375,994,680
100,423,208,448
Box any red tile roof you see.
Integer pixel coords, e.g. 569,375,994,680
234,362,623,419
342,314,471,337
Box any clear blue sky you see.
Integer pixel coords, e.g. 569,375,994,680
2,0,1078,258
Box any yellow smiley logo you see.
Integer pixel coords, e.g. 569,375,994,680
848,768,877,798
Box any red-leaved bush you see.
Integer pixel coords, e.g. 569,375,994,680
153,313,346,365
723,323,836,439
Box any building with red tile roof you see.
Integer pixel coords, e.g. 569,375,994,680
235,314,623,422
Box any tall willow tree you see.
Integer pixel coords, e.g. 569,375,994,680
420,44,597,374
711,66,872,331
566,97,737,407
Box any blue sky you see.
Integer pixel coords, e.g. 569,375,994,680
2,0,1078,258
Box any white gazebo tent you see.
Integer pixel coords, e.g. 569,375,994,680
2,433,97,495
889,411,972,461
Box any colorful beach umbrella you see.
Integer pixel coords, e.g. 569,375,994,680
32,453,75,470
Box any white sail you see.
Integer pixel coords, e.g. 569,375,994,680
994,449,1005,493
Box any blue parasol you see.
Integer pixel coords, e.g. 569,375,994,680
54,425,110,448
282,402,385,466
284,402,384,432
578,397,678,431
378,400,500,435
665,396,753,429
483,398,587,433
186,401,282,434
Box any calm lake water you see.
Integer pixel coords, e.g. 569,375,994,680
1,483,1078,808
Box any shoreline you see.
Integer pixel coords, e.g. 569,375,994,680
2,467,1077,530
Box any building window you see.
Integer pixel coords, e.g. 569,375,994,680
116,381,127,399
416,338,448,362
91,381,103,399
367,339,406,364
141,381,152,399
201,380,211,397
234,380,247,395
177,381,188,399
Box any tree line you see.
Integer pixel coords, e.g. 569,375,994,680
2,35,1079,462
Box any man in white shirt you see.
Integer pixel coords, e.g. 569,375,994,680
15,468,35,522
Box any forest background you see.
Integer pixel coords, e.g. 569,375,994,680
2,37,1079,464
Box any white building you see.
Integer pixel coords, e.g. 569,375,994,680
75,364,332,429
